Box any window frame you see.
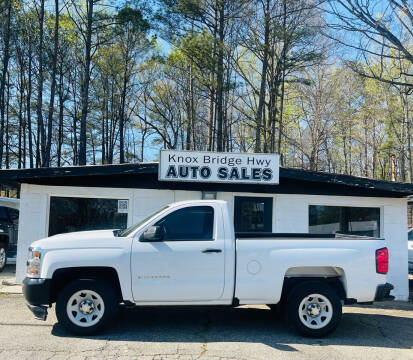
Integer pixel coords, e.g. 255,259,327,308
308,204,382,237
234,196,273,233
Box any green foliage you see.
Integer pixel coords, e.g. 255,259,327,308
116,6,150,33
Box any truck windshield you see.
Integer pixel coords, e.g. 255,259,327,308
116,206,169,237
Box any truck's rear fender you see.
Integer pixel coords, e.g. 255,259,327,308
40,247,133,302
282,267,347,301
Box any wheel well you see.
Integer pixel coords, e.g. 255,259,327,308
50,267,122,303
281,277,346,303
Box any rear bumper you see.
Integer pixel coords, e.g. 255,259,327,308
374,283,394,302
23,277,52,306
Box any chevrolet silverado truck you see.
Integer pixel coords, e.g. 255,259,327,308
23,200,393,337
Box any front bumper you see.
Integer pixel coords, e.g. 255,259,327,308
374,283,394,302
23,277,52,305
26,304,48,321
23,278,52,321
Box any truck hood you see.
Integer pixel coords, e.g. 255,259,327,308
30,229,128,250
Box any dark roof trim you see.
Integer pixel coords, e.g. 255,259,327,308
279,167,413,194
0,162,413,197
0,162,159,179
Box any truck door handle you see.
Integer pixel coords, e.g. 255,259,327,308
202,248,222,253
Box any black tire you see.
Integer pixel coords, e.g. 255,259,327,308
286,281,342,337
267,303,283,319
56,279,119,335
0,243,7,273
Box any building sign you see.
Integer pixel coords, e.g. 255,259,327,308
159,150,279,184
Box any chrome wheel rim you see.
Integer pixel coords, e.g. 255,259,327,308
66,290,105,327
0,248,5,268
298,293,333,330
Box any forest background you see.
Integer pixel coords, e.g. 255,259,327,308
1,0,413,182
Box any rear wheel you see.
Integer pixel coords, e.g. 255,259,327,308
56,279,119,335
0,243,7,273
286,281,342,337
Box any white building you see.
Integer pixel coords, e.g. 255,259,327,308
0,161,411,300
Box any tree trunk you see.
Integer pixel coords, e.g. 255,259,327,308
18,62,24,169
79,0,94,165
364,117,368,177
57,68,64,167
255,0,270,153
185,62,194,150
5,72,10,168
208,87,215,151
37,0,46,166
27,40,34,168
0,0,12,168
101,84,106,164
119,56,129,163
45,0,60,166
215,0,225,152
407,103,413,182
277,0,287,164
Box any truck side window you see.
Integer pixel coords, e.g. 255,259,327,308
155,206,214,241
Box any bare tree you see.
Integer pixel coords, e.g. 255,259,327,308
327,0,413,87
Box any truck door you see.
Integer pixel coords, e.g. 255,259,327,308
131,205,226,302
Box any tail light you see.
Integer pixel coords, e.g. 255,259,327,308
376,247,389,274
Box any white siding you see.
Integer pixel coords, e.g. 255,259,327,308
15,184,409,300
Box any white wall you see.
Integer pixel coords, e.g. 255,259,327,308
16,184,409,300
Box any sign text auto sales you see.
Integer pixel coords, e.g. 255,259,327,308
159,150,280,184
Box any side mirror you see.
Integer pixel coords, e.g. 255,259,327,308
141,226,163,242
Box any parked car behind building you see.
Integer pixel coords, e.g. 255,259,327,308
0,197,19,272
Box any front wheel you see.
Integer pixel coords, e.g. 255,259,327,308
0,243,7,272
56,279,119,335
286,281,342,337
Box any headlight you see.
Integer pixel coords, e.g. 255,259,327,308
27,247,42,277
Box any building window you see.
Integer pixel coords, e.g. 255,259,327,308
49,196,128,236
309,205,380,237
234,196,273,233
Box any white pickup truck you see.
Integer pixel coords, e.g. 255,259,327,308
23,200,393,337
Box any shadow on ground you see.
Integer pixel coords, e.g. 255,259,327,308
51,305,413,351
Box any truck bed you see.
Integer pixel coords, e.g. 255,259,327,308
234,234,386,304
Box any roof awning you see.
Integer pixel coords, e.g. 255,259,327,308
0,162,412,198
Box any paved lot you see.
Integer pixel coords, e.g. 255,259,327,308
1,266,413,360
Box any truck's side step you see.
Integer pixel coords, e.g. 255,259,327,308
122,300,136,308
